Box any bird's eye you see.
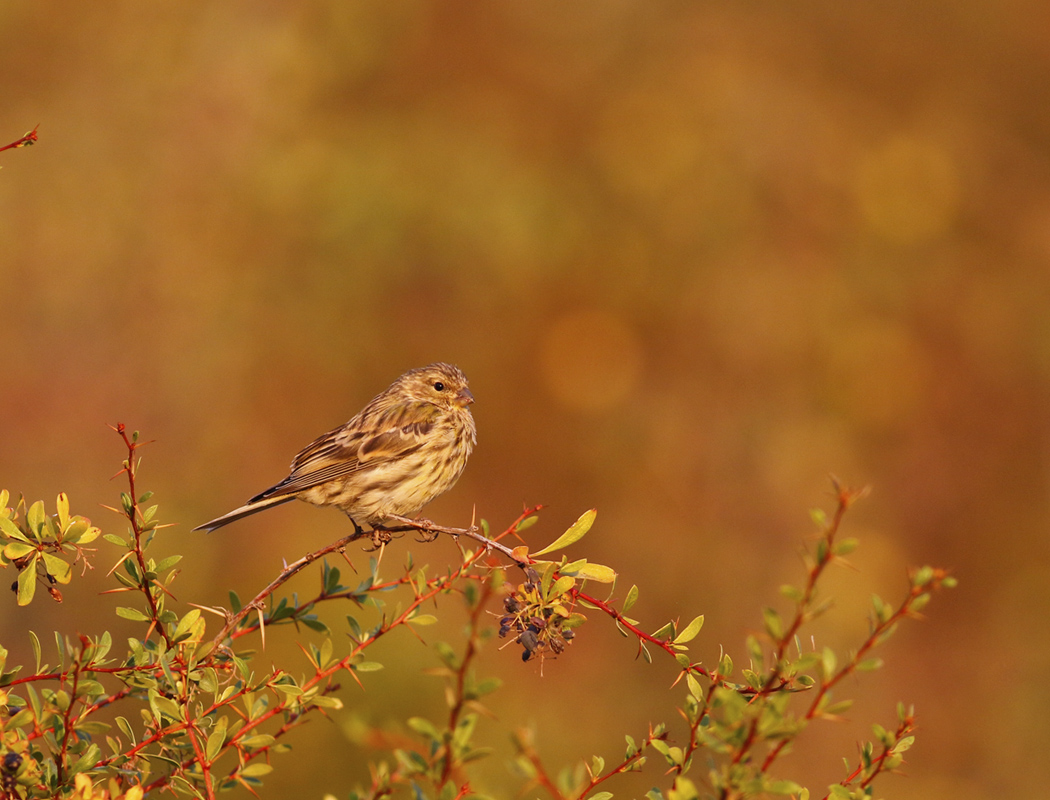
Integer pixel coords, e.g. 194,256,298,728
433,381,445,392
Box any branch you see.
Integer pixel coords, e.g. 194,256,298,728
110,424,173,647
384,514,526,564
0,125,38,153
209,513,534,649
208,529,368,648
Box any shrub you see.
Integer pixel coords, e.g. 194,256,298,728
0,425,954,799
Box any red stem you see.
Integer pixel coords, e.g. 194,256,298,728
111,424,173,647
0,126,38,152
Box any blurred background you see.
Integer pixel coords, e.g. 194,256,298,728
1,2,1048,798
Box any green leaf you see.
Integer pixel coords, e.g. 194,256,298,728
668,777,698,800
346,615,362,641
317,637,334,670
115,716,136,744
26,501,46,535
353,661,384,672
154,554,183,573
570,562,617,583
29,630,42,673
172,609,204,643
4,541,36,559
75,680,106,699
762,607,783,640
68,520,99,544
17,558,38,605
623,584,639,612
651,621,674,640
548,575,575,599
407,717,440,741
515,515,539,532
834,537,858,556
408,614,438,626
532,509,597,556
892,735,915,754
0,515,30,542
719,652,734,676
684,673,703,701
56,493,70,531
206,717,228,761
238,734,276,749
673,615,704,645
912,565,934,587
116,607,150,622
150,691,184,722
821,646,837,680
67,743,100,777
41,553,72,585
240,763,273,778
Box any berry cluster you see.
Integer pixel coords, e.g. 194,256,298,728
497,568,582,663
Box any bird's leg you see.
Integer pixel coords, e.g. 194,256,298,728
415,522,441,543
344,513,366,538
360,522,406,551
343,513,391,551
392,514,441,542
370,527,393,549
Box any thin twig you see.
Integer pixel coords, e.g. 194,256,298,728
111,424,174,647
209,529,367,648
0,125,38,153
209,515,528,649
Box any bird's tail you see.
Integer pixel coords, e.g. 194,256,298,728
192,494,295,532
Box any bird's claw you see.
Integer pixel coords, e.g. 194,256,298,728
415,527,441,543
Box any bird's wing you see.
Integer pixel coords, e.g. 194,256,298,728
251,402,439,501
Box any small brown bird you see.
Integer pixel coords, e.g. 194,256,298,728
194,363,476,533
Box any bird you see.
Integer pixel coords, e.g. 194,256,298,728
193,363,476,534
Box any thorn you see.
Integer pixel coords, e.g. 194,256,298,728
257,607,266,650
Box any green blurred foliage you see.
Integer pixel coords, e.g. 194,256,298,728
1,2,1047,799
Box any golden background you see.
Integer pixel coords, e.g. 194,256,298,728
1,2,1047,798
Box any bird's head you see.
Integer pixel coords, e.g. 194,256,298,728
400,363,474,409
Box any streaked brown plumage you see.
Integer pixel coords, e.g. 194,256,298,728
194,363,476,533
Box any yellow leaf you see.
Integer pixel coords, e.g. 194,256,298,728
532,509,597,556
572,562,617,583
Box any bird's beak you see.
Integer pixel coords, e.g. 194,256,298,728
456,387,475,407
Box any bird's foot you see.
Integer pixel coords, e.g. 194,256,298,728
363,525,405,551
415,525,441,543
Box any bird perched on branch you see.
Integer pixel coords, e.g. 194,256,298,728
194,363,476,534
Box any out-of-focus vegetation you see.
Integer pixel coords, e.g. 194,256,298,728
1,3,1047,799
